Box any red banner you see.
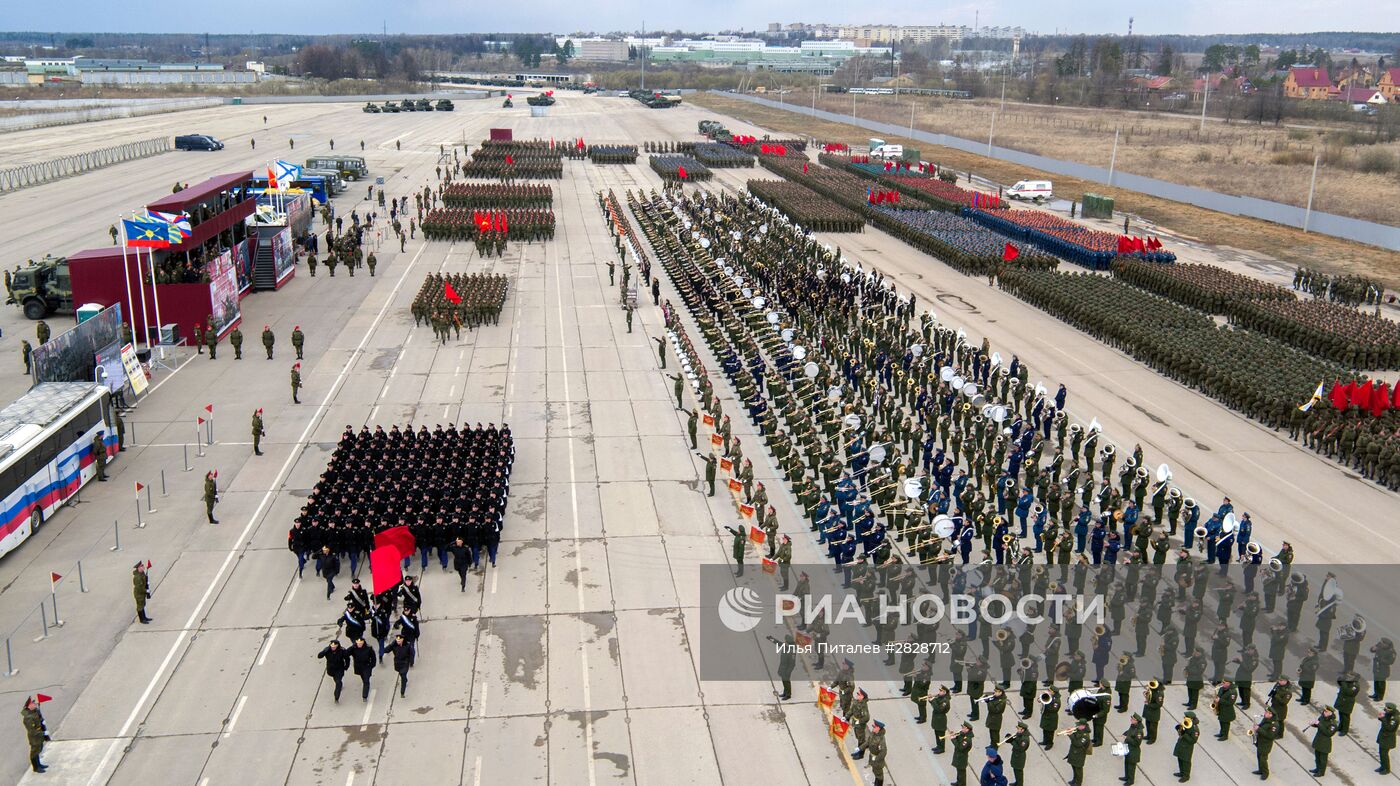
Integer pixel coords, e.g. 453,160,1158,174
369,545,403,595
761,557,777,574
749,525,766,544
818,685,836,708
374,525,417,561
830,714,850,739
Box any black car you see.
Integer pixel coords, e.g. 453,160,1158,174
175,134,224,151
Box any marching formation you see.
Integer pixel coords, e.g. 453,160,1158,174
411,272,509,342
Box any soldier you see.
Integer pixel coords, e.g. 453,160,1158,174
1122,713,1145,785
91,430,109,481
22,696,48,773
949,721,975,786
848,688,871,759
985,686,1008,745
669,373,685,408
205,323,217,359
1006,721,1030,786
203,470,219,524
699,452,716,496
36,319,50,345
114,410,126,451
1309,705,1336,776
1066,720,1090,785
1335,673,1360,735
384,633,415,697
685,408,699,449
317,639,351,702
1379,702,1399,775
133,561,152,624
261,325,275,359
350,637,376,700
292,325,305,360
230,325,244,359
931,685,953,752
367,252,378,277
252,408,265,456
775,534,792,591
193,322,204,354
723,524,745,576
607,259,616,285
653,336,667,369
865,720,887,786
1214,679,1237,739
1173,711,1199,781
291,363,303,404
765,634,795,700
1038,686,1061,748
308,253,318,277
625,305,634,333
318,545,340,599
21,339,31,375
1252,706,1278,779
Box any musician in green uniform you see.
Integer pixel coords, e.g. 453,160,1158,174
1173,712,1199,781
1378,702,1399,775
1122,713,1145,785
22,696,48,773
1309,705,1336,776
1065,720,1090,786
1252,707,1279,779
1006,721,1030,786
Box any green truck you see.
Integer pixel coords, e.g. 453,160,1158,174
7,256,74,320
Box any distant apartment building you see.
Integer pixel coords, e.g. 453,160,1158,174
574,39,631,62
831,24,1019,44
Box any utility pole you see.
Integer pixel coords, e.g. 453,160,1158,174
640,20,646,90
1108,127,1120,184
1303,150,1320,232
1200,77,1210,133
987,110,997,154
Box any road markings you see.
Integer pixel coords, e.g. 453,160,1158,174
478,683,488,718
256,628,278,667
223,695,248,738
284,579,299,606
472,756,483,786
85,243,430,786
360,688,377,729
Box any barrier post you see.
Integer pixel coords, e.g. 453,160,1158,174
161,469,167,497
52,590,63,628
111,519,121,551
34,604,48,642
78,560,87,593
183,443,191,472
146,484,156,513
4,638,15,676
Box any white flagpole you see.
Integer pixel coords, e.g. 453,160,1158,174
119,219,136,346
133,225,151,351
148,246,165,359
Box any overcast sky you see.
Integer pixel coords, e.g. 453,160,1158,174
7,0,1400,37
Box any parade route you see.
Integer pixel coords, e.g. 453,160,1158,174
0,94,1395,785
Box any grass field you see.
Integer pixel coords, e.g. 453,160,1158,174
797,93,1400,226
691,92,1400,289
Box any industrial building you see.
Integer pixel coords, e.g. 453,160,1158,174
22,57,257,85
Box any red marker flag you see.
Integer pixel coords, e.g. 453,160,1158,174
761,557,777,574
145,560,152,569
205,404,213,413
505,154,514,166
576,137,585,150
749,525,765,544
198,417,205,425
444,282,462,304
1002,243,1020,262
50,572,62,589
135,482,145,492
1329,380,1349,411
818,685,836,708
677,166,688,180
802,162,808,174
35,693,53,703
369,545,403,595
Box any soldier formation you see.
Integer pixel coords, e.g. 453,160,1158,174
623,184,1399,784
411,273,509,343
747,179,865,232
1294,267,1388,308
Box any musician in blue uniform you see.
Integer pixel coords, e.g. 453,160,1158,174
1235,513,1253,559
1015,488,1034,537
993,517,1012,564
958,520,975,564
1090,518,1108,565
1074,509,1091,553
1183,501,1202,550
1032,504,1048,552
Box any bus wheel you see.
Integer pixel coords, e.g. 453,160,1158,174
30,509,42,534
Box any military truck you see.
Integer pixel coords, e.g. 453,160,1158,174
698,120,725,134
435,99,455,111
8,256,74,320
363,102,381,113
306,155,368,181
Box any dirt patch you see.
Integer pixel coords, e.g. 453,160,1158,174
690,92,1400,289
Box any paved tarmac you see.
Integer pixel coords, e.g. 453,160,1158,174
0,95,1394,786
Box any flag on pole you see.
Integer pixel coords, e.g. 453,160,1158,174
1371,382,1392,417
749,525,765,544
1298,381,1325,412
727,478,742,493
266,166,279,191
719,457,734,474
373,525,417,561
205,404,214,413
444,282,462,304
761,557,777,574
1002,243,1019,262
50,572,61,591
817,685,837,708
122,218,172,248
35,693,53,703
829,714,850,739
739,503,755,518
135,482,145,492
1330,380,1349,411
369,545,403,595
677,166,688,180
1354,380,1374,410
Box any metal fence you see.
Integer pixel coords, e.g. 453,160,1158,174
0,96,222,133
721,92,1400,252
0,137,170,194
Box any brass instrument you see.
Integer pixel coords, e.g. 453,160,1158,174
1038,690,1056,705
973,694,997,704
994,629,1012,643
1178,717,1194,730
1093,625,1108,637
1210,698,1220,711
1001,534,1015,547
1055,727,1079,736
1118,654,1131,667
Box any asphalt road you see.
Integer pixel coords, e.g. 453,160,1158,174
0,95,1393,786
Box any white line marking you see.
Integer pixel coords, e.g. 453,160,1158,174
86,243,430,786
284,580,299,606
448,385,456,397
490,567,499,595
369,405,380,422
360,688,377,729
478,682,488,718
345,772,355,786
443,404,451,419
256,629,278,667
552,226,597,786
223,694,248,738
472,756,483,786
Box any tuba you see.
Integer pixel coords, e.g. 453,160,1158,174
1246,541,1262,557
1039,690,1056,705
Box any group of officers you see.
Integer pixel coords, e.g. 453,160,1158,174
411,272,510,344
622,184,1400,785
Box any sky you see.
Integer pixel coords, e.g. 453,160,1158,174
6,0,1400,37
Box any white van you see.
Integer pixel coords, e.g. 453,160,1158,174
1007,180,1053,203
870,144,904,160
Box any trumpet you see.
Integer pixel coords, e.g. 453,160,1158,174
938,729,965,740
1038,690,1056,705
995,629,1012,643
973,694,997,704
1055,727,1079,736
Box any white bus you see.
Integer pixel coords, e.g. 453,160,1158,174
0,383,114,558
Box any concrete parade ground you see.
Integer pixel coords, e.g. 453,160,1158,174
0,93,1396,786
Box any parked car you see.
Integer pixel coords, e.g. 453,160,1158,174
1006,180,1053,203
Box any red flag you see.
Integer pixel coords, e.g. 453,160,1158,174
501,214,508,234
135,482,145,492
818,685,836,708
1330,380,1349,411
761,557,777,574
719,457,734,473
444,282,462,304
777,145,786,156
198,417,205,425
145,560,152,569
505,154,514,166
374,525,417,561
749,526,766,544
677,166,688,180
830,714,850,739
711,433,723,447
1394,382,1400,409
796,630,813,648
50,572,61,586
205,404,213,413
727,478,742,493
739,503,756,518
35,693,53,703
577,138,585,150
1355,380,1374,410
1003,243,1020,262
369,545,403,595
802,162,808,174
1371,382,1392,417
701,414,715,427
